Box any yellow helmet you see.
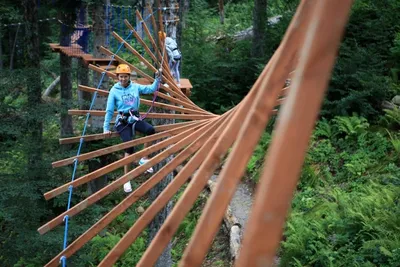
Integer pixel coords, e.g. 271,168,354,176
158,31,166,40
116,64,131,74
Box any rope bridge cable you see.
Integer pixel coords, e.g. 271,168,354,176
57,8,158,266
59,31,132,267
0,17,57,27
60,12,158,267
139,22,169,120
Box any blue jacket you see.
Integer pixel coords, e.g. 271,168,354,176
103,79,159,131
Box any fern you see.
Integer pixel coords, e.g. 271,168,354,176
333,115,370,138
386,130,400,155
314,118,333,139
384,108,400,128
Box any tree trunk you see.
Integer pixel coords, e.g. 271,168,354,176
9,23,20,70
0,29,3,70
77,4,90,110
252,0,267,58
78,58,91,109
59,12,74,139
145,3,176,266
219,0,224,24
22,0,43,179
87,0,111,194
149,99,174,267
42,76,60,97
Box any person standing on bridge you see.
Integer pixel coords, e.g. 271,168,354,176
159,32,182,86
103,64,160,193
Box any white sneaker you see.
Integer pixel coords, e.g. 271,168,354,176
139,157,154,173
123,181,132,193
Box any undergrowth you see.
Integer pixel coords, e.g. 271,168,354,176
246,114,400,266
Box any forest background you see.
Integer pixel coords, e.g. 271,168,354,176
0,0,400,266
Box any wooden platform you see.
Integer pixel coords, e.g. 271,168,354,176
49,43,119,66
49,43,192,96
49,43,86,58
179,78,193,97
80,54,119,66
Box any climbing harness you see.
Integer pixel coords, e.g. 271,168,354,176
115,109,140,135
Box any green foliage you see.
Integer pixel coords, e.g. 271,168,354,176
333,115,369,138
246,132,271,182
281,179,400,266
245,115,400,266
383,108,400,129
183,0,294,114
323,0,400,119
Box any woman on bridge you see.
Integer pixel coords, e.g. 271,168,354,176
103,64,160,193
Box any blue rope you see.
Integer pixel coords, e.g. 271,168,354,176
59,29,133,265
128,7,131,25
111,5,115,50
105,5,110,47
58,8,159,264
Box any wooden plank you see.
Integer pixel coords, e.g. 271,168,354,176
179,1,304,262
97,64,117,70
135,22,286,266
68,109,217,120
53,121,203,168
38,119,216,235
236,1,352,266
58,120,201,145
99,46,154,81
123,17,190,101
135,10,161,65
77,84,210,115
43,112,225,267
97,46,196,106
46,123,208,201
77,85,108,96
88,64,117,80
98,109,235,266
111,31,187,101
81,53,119,66
123,19,159,67
179,79,193,89
112,31,157,73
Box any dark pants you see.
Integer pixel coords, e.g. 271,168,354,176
116,120,155,154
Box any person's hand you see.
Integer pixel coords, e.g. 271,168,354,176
156,68,162,78
104,130,112,137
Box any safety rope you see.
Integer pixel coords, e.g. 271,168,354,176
139,22,168,120
0,17,57,27
59,8,158,267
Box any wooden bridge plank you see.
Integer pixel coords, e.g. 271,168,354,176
38,118,216,235
68,109,217,120
44,112,225,267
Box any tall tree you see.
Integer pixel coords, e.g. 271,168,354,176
252,0,267,58
87,0,111,194
22,0,42,178
218,0,224,24
0,28,3,70
146,1,175,266
59,2,77,138
77,4,91,110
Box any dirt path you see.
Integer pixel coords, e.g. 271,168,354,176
210,175,254,234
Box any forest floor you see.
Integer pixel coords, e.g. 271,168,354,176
201,175,255,267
